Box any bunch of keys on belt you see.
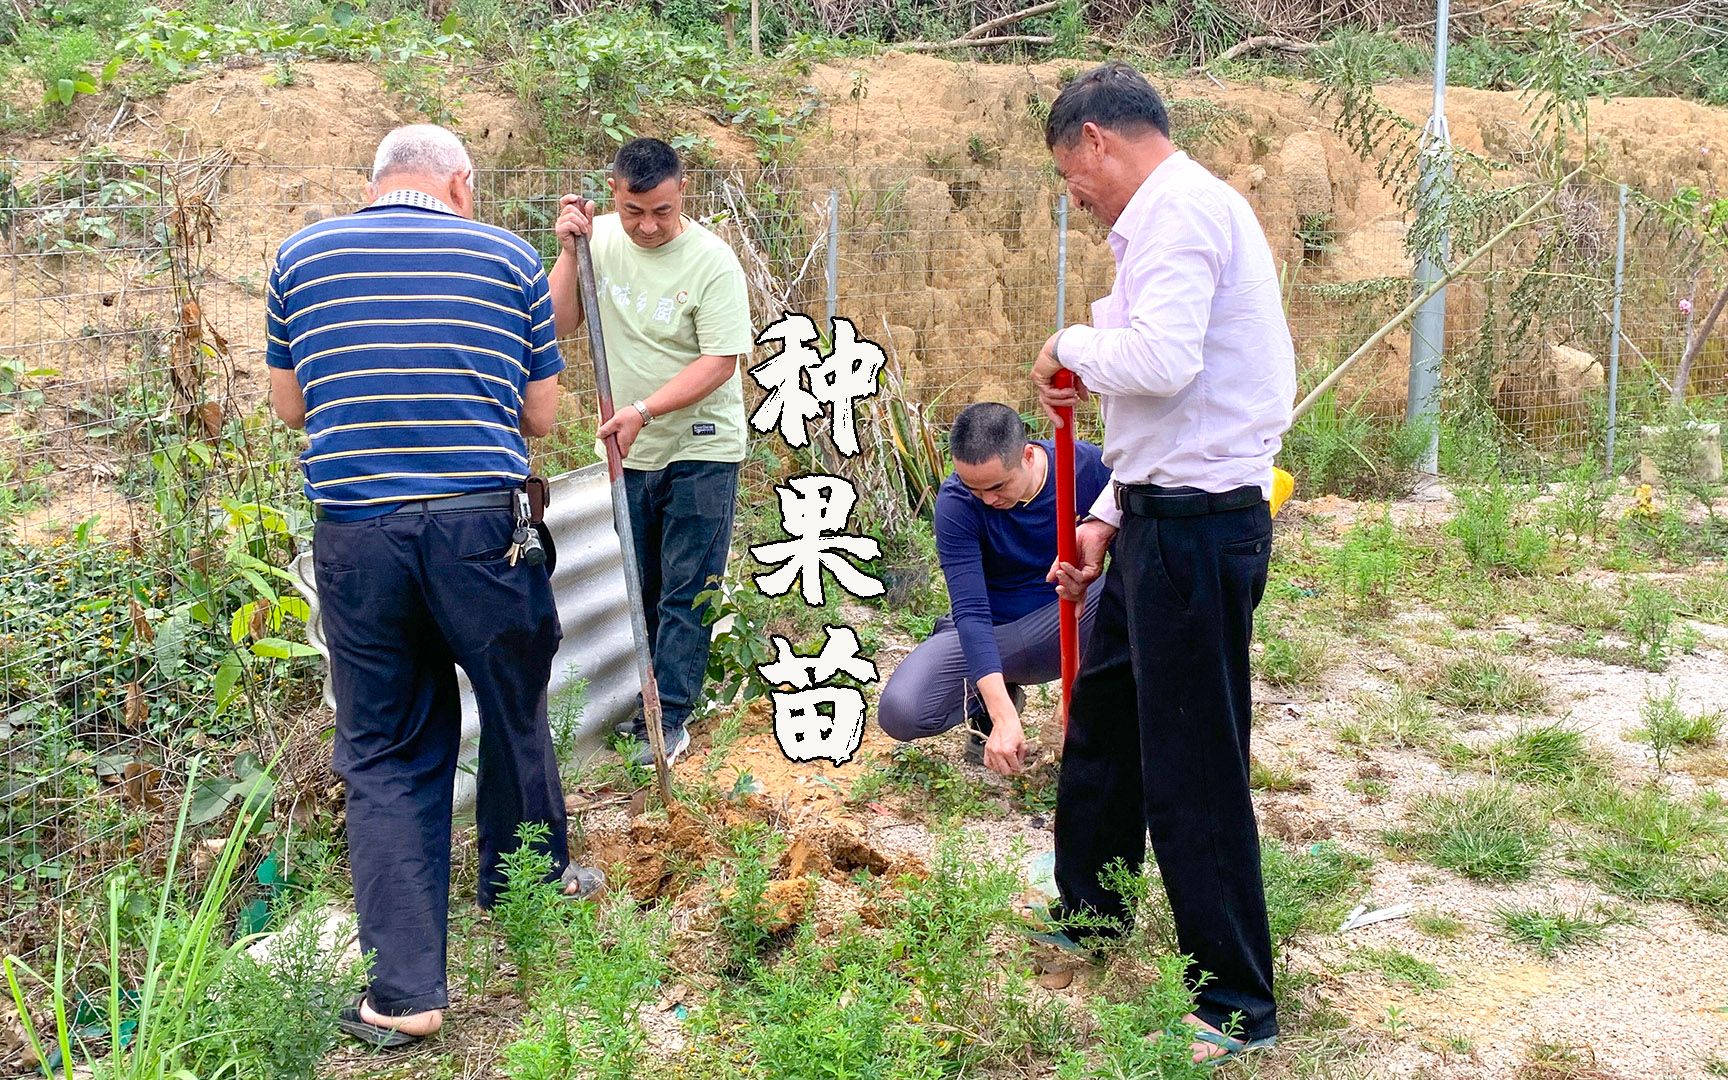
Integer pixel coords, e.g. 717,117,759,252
507,490,546,567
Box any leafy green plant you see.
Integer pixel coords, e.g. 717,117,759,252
709,821,787,973
1632,682,1724,775
1543,462,1610,543
1449,478,1550,575
500,879,671,1080
1621,582,1680,671
1329,511,1408,613
188,903,364,1080
1054,954,1213,1080
696,575,777,706
16,24,120,108
882,833,1032,1069
1388,784,1550,882
492,821,567,986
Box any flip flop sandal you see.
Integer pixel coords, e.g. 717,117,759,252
337,995,425,1050
560,862,606,901
1170,1027,1277,1067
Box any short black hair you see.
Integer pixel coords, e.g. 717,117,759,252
1044,61,1171,149
613,138,683,193
950,403,1027,469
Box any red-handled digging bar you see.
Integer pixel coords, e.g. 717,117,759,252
574,228,675,809
1052,368,1080,732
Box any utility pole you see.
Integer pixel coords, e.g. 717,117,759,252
1408,0,1452,478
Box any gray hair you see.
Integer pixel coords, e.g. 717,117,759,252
371,125,473,183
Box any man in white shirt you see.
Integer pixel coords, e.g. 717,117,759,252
1031,62,1295,1065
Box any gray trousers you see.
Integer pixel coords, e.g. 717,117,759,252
877,576,1105,741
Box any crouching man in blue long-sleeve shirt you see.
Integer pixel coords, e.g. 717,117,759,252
877,403,1111,775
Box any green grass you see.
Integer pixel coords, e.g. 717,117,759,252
1680,571,1728,624
1343,946,1450,991
1412,910,1467,938
1531,579,1622,633
1260,840,1372,944
1253,624,1331,688
1494,903,1627,957
1250,756,1310,793
1388,784,1550,882
1560,780,1728,920
1487,722,1598,784
1425,652,1548,713
1338,687,1448,749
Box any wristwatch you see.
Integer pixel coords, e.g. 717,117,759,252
632,400,654,426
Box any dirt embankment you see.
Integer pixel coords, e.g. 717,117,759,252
6,56,1728,539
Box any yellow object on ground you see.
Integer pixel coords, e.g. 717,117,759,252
1270,467,1295,518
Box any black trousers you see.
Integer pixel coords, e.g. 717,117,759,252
314,504,568,1016
1053,498,1277,1042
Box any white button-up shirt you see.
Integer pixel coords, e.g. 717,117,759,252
1057,151,1296,527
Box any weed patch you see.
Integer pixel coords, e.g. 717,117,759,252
1426,652,1547,713
1631,682,1724,774
1261,840,1371,943
848,744,996,820
1254,622,1332,688
1343,946,1450,991
1339,687,1449,749
1488,722,1598,784
1388,784,1550,882
1494,903,1628,957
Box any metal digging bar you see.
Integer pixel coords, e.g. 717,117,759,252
574,228,675,809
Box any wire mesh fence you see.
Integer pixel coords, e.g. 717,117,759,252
0,153,1715,958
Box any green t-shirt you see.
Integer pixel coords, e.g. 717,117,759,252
590,213,754,470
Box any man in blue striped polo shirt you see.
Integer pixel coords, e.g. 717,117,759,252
266,125,603,1048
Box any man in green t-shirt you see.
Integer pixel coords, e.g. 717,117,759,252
550,138,754,766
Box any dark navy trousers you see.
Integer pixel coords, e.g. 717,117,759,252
622,459,739,732
314,503,569,1016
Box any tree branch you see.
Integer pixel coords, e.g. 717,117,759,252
901,34,1056,53
957,0,1063,40
1672,280,1728,408
1194,35,1320,72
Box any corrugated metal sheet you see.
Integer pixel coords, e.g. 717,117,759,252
289,462,635,810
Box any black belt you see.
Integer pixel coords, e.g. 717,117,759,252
1114,482,1264,519
313,489,516,521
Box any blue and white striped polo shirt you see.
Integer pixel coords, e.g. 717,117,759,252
265,192,563,520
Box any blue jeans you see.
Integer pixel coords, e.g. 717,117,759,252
623,459,739,731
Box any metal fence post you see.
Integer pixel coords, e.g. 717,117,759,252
1606,182,1628,476
1056,195,1068,333
1408,0,1452,477
826,189,839,331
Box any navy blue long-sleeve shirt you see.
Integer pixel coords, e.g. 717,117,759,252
933,439,1111,685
